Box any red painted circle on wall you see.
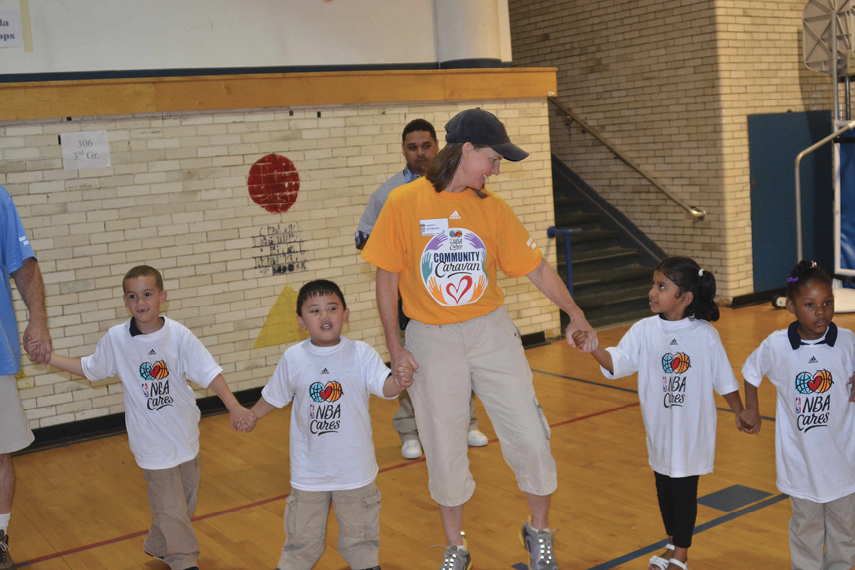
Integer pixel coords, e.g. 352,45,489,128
247,154,300,213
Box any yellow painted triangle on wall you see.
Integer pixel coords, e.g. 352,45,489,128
253,284,308,350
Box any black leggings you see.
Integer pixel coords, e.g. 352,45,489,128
654,471,700,548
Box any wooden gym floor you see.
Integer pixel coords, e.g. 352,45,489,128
10,304,844,569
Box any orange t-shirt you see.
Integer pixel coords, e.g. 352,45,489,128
361,177,542,325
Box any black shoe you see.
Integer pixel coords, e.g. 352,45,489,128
357,567,381,570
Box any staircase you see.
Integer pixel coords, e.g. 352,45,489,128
551,156,665,330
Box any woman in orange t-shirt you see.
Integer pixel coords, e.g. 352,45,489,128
361,108,598,570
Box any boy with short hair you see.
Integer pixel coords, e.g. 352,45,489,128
245,279,412,570
43,265,254,570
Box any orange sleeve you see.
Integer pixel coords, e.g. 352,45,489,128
495,199,543,278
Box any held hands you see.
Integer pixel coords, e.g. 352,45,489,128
390,346,419,388
23,321,52,365
570,328,599,353
394,360,415,389
569,329,588,349
565,310,598,353
231,406,258,433
737,408,761,434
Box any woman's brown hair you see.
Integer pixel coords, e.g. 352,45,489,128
425,143,489,198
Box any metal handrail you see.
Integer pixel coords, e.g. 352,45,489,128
548,97,706,221
547,226,583,296
794,118,855,261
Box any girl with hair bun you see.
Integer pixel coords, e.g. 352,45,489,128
742,260,855,570
572,257,751,570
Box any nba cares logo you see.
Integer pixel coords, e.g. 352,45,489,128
420,228,488,306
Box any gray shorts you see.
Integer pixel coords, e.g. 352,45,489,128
0,374,34,454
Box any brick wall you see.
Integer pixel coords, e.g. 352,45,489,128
2,99,556,429
509,0,834,298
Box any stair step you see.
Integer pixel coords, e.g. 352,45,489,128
556,247,640,276
554,211,600,230
554,195,584,209
573,266,654,297
578,296,652,328
565,229,621,253
587,305,652,330
574,283,651,309
573,265,653,287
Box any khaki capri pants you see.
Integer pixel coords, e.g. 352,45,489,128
405,306,557,507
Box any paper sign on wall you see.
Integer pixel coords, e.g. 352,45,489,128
0,10,23,47
61,131,111,170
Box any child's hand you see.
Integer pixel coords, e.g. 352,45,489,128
848,371,855,402
231,406,257,433
25,338,41,362
569,329,588,348
395,361,414,389
737,408,761,434
566,315,599,353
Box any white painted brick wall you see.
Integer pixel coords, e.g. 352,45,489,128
3,99,558,429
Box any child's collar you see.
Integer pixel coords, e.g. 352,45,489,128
788,321,837,350
129,316,165,337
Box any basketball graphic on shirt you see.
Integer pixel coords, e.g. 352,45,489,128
420,228,488,307
325,381,343,402
809,369,833,393
309,381,343,402
795,372,813,394
139,360,169,381
795,370,834,394
661,352,690,374
671,353,690,373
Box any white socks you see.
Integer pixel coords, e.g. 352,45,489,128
0,512,9,534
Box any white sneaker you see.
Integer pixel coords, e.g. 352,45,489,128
402,439,423,459
467,429,488,447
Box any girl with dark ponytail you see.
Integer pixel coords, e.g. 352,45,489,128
655,257,720,322
571,257,751,570
742,260,855,570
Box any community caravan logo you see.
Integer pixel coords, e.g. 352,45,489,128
309,380,343,436
794,370,833,432
139,360,173,410
421,228,488,306
661,352,691,409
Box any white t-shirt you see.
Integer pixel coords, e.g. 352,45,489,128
81,317,223,470
743,322,855,502
602,315,739,477
261,336,393,492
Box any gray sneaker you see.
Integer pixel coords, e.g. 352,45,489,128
439,533,472,570
519,518,558,570
0,530,15,570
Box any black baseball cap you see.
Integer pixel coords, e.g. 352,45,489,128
444,108,529,162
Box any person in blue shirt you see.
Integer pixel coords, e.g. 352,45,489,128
0,184,51,570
